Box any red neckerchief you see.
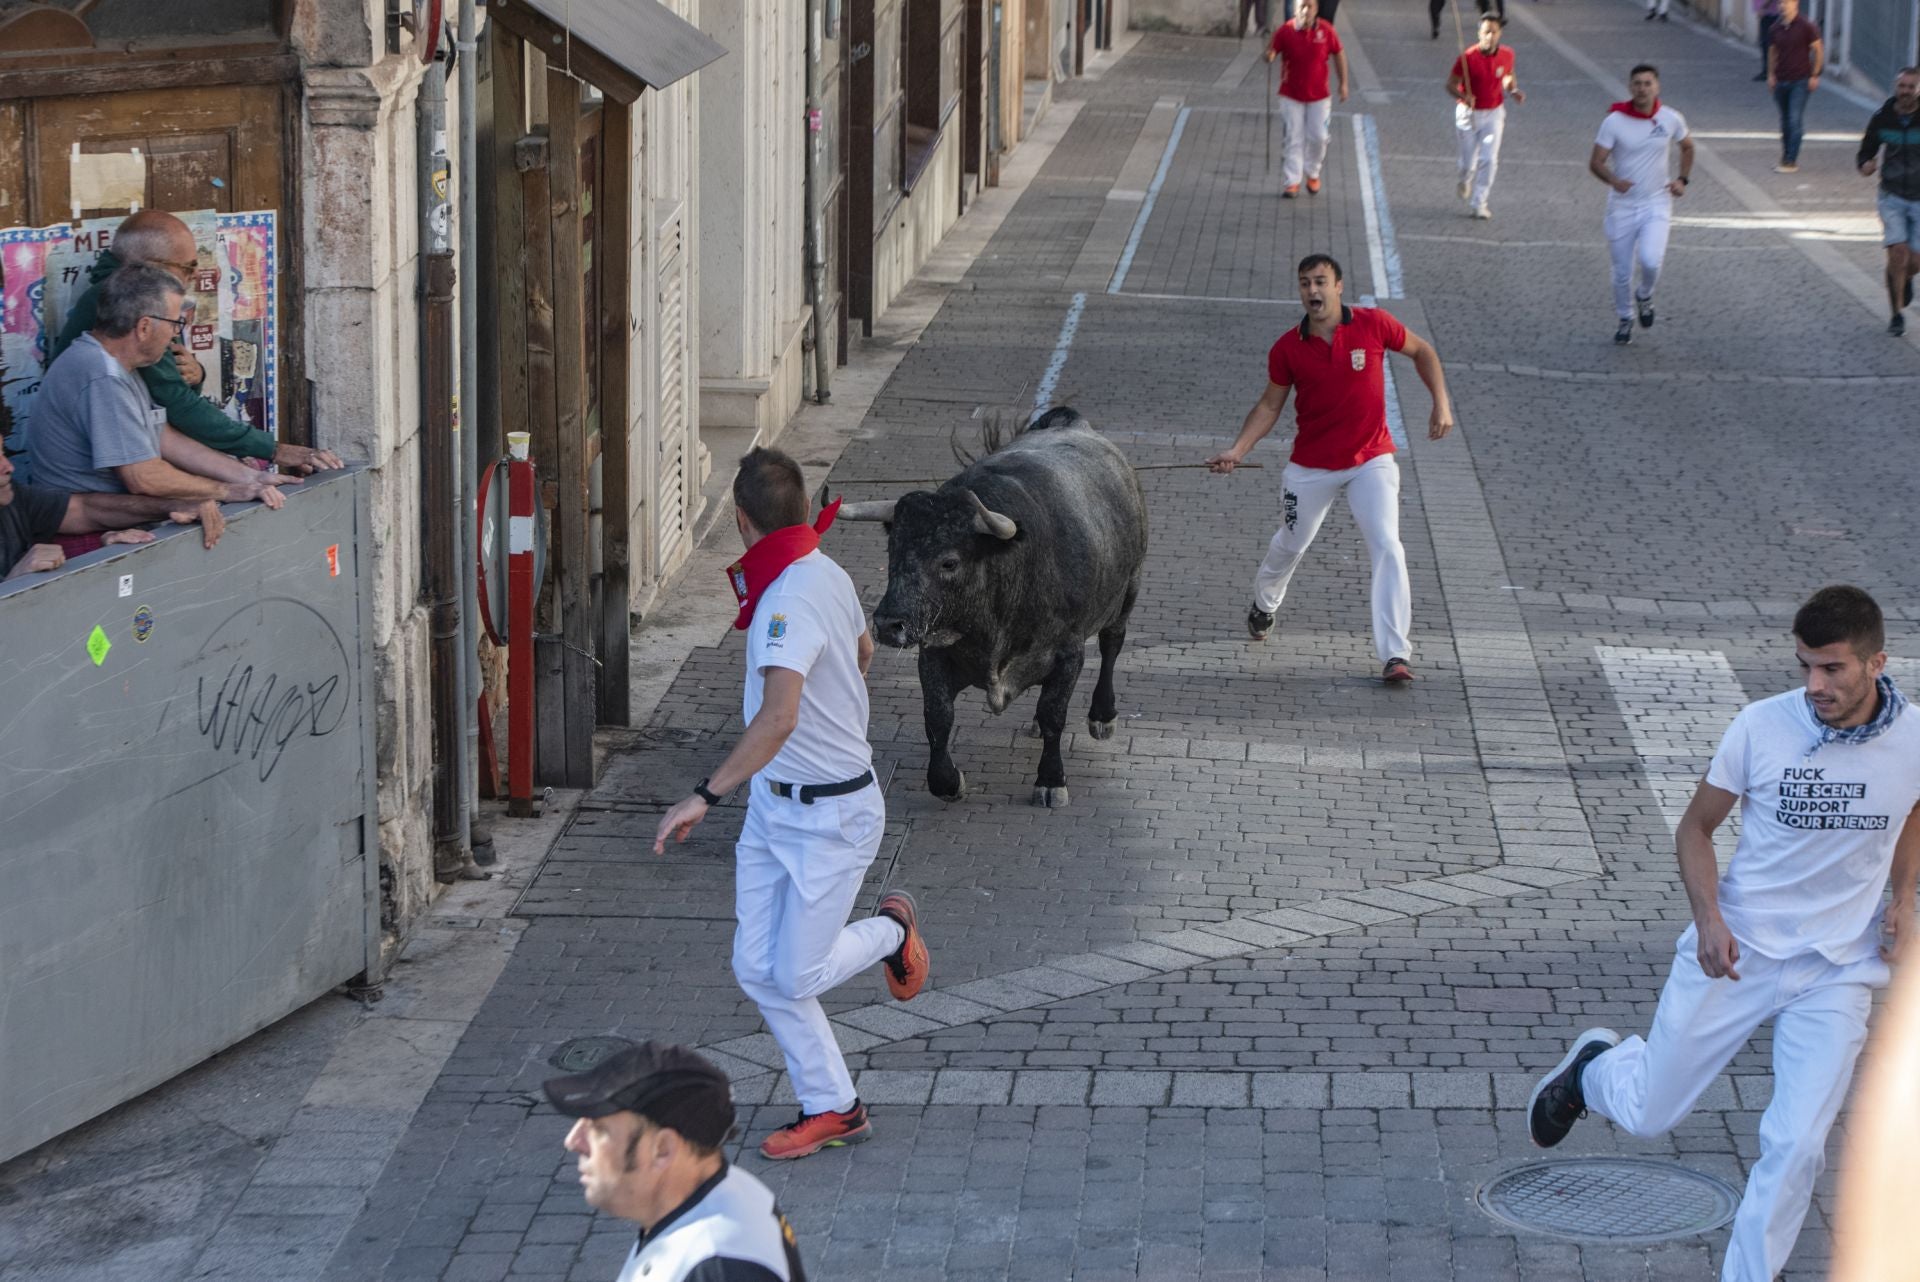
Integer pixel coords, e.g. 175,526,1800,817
1610,98,1661,119
725,499,841,630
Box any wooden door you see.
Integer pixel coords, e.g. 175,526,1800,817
23,83,286,221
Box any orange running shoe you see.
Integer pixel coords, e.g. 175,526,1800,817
1282,184,1300,198
759,1101,871,1160
876,890,930,1001
1305,177,1322,195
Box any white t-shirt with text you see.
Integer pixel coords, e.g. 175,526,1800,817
1705,689,1920,964
1594,105,1689,208
744,550,873,787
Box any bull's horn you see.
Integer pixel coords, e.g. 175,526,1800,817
835,498,898,522
967,490,1017,541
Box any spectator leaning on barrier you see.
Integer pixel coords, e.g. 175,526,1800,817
0,428,226,581
545,1040,809,1282
28,266,297,516
1858,66,1920,337
50,210,340,476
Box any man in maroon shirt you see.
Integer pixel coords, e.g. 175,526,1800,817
1767,0,1823,172
1204,254,1455,683
1266,0,1349,198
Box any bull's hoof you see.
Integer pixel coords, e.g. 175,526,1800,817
1087,717,1117,740
1025,720,1043,739
930,767,968,802
1031,785,1071,808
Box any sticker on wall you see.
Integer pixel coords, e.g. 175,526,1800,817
132,604,154,643
117,573,133,598
325,544,340,577
86,624,111,666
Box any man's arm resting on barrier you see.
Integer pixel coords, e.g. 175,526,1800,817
61,492,228,549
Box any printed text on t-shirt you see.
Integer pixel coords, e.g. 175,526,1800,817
1776,766,1889,830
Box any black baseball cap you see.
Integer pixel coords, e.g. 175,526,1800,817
542,1040,736,1148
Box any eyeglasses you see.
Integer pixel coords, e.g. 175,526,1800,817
157,259,199,278
144,314,188,338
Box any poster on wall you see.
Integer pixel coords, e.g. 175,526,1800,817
0,209,277,480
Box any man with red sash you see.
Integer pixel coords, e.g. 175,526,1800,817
1588,64,1694,345
654,447,930,1161
1267,0,1349,198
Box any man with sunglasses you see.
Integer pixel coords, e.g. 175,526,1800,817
29,266,294,514
51,209,339,476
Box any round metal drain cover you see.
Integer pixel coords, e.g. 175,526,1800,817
1476,1158,1741,1244
549,1035,636,1073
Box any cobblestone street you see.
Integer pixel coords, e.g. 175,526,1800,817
9,1,1920,1278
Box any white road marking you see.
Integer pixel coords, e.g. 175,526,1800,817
1353,114,1403,299
1596,646,1749,860
1034,291,1089,413
1109,106,1192,295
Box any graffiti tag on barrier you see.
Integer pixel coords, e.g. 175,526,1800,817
188,598,351,783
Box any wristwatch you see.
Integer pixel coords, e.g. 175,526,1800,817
693,778,721,806
1676,175,1690,186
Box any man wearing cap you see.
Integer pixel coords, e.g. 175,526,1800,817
546,1040,808,1281
653,447,931,1161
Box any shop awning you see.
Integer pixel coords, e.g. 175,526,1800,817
488,0,725,102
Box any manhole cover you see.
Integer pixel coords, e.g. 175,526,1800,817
549,1035,636,1073
1476,1158,1741,1244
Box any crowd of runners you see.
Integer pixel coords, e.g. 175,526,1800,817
538,12,1920,1282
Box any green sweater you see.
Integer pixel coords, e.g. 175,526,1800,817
51,250,274,460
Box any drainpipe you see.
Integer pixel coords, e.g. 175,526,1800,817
987,1,1003,185
455,0,493,863
420,55,471,878
803,0,833,402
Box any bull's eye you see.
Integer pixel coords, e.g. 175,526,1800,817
938,554,962,575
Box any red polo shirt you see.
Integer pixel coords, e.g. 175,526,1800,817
1270,19,1343,104
1451,45,1515,109
1267,306,1409,470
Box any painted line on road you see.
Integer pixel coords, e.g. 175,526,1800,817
1352,115,1402,299
1109,106,1192,295
1596,647,1748,853
1034,290,1089,413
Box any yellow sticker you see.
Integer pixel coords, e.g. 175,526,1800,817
87,624,111,666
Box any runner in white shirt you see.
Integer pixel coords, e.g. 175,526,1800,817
1526,585,1920,1282
653,447,931,1162
1588,64,1695,345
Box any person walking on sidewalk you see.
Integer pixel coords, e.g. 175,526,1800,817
1645,0,1670,22
1857,66,1920,336
1448,15,1524,219
652,447,931,1162
1589,64,1693,345
546,1039,810,1280
1267,0,1349,198
1205,254,1454,684
1766,0,1823,173
1237,0,1271,39
1527,585,1920,1282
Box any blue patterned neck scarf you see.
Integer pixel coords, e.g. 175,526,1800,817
1807,674,1907,754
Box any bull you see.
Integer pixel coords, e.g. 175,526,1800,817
829,407,1148,807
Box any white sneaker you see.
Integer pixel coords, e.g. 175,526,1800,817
1457,177,1472,201
1472,203,1491,220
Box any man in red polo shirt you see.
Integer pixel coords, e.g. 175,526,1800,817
1447,15,1524,219
1205,254,1455,683
1266,0,1349,198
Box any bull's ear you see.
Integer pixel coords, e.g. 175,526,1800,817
966,490,1017,541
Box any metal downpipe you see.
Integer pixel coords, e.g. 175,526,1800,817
804,0,832,402
456,0,492,863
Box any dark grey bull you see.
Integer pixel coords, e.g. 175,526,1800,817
831,408,1148,807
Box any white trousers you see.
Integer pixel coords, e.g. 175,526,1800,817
1454,103,1506,208
1605,199,1673,320
1582,938,1888,1282
731,776,901,1115
1279,95,1332,188
1252,454,1412,662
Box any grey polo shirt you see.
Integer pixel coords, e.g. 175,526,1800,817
30,333,165,494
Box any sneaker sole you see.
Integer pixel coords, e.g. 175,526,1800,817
761,1121,873,1160
878,891,930,1002
1526,1028,1620,1148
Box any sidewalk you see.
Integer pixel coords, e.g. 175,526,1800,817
7,3,1920,1280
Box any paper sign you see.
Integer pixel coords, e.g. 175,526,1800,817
86,624,111,666
117,573,132,597
69,147,145,214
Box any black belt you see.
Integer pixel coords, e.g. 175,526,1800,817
769,770,874,804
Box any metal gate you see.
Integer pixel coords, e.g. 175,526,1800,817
0,470,380,1162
